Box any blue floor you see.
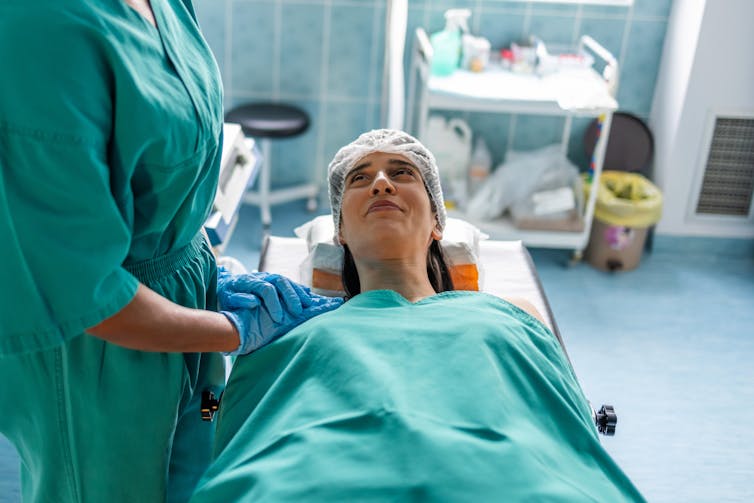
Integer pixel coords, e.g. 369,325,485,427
2,200,753,502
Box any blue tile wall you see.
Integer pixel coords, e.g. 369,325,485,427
578,16,627,61
433,0,477,12
370,3,387,102
469,111,513,167
530,3,580,16
632,0,673,18
566,116,595,170
323,101,378,164
194,0,227,74
197,0,385,188
618,19,668,115
512,115,567,151
528,12,578,47
230,1,276,96
195,0,671,185
478,9,528,49
581,4,629,17
279,3,325,97
327,5,377,100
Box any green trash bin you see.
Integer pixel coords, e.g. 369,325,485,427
583,171,663,272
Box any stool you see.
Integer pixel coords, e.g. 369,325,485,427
225,103,319,228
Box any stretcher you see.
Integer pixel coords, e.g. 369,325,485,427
190,234,640,501
258,234,617,436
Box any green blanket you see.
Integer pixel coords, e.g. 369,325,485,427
192,290,644,502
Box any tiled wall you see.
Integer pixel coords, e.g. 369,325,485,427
195,0,672,188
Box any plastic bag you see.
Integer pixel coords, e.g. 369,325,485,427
509,152,583,227
584,171,663,227
466,144,569,221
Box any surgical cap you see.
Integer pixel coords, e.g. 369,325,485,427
327,129,446,237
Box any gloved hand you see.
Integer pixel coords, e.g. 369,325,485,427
218,266,311,321
217,267,343,356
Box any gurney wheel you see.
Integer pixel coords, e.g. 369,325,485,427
595,404,617,436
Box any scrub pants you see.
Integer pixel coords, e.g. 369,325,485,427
0,233,226,503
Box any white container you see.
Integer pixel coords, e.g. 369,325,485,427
461,35,491,72
422,115,473,207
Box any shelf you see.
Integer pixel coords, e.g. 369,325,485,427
428,68,617,116
448,210,591,250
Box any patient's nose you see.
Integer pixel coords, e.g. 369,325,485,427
371,171,394,195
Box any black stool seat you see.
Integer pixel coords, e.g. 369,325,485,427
225,103,309,138
225,101,318,228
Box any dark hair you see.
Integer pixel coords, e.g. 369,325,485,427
340,240,454,300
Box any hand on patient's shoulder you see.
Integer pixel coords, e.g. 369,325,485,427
217,267,343,356
503,297,546,325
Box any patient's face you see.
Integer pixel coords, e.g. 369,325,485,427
339,152,441,262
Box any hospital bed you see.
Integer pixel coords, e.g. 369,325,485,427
257,234,617,436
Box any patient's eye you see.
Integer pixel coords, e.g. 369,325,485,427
348,172,368,185
391,167,416,179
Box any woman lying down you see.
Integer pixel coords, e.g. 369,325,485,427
191,130,645,502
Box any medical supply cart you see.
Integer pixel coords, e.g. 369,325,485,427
407,28,619,257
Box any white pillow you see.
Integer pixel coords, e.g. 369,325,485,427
294,215,487,257
294,215,488,295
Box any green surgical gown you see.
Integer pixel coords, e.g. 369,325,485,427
192,290,646,502
0,1,225,501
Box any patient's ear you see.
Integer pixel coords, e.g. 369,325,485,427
337,226,346,245
431,222,443,241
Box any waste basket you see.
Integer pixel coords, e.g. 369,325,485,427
583,171,663,272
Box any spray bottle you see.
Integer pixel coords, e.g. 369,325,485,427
429,9,471,76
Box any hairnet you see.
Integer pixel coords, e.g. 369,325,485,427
327,129,446,237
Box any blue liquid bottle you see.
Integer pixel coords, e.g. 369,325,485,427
430,9,471,76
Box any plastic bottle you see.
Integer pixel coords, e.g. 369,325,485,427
423,115,473,208
461,34,491,72
468,136,492,196
429,9,471,76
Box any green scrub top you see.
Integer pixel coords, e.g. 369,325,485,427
192,290,645,502
0,0,223,354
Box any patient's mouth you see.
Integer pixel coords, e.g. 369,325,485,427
368,200,401,213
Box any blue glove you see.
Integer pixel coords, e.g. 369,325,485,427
218,267,312,321
217,268,343,356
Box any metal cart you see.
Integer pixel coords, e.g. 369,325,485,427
407,28,619,258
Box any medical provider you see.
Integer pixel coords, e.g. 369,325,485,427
0,1,339,502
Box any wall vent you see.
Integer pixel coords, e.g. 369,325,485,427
695,117,754,216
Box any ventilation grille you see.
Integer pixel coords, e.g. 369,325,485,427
696,117,754,216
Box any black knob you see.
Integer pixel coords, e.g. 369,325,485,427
595,404,617,436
